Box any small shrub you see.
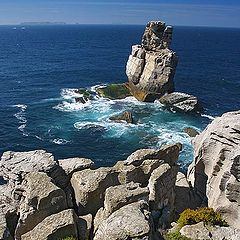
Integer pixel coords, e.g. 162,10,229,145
177,207,228,228
165,230,191,240
59,236,76,240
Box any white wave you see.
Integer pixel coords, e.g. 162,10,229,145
12,104,28,135
12,104,27,110
61,88,84,100
52,138,70,145
90,84,107,93
53,100,92,112
18,124,26,131
201,114,215,120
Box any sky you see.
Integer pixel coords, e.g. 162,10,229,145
0,0,240,28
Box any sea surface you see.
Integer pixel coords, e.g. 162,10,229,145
0,25,240,169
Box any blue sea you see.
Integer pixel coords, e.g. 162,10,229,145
0,25,239,169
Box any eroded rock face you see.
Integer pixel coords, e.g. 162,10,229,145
94,182,149,232
21,209,78,240
180,221,240,240
71,167,120,215
94,200,153,240
159,92,202,113
126,21,178,102
15,172,68,239
187,110,240,228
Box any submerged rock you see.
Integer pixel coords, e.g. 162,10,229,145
159,92,202,113
96,83,132,100
187,110,240,228
126,21,178,102
109,111,134,124
183,127,200,137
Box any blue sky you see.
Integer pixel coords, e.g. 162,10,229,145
0,0,240,27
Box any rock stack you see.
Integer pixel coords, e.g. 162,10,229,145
126,21,178,102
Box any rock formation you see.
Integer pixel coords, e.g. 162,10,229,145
0,143,181,239
109,111,134,124
126,21,178,102
159,92,202,113
187,110,240,228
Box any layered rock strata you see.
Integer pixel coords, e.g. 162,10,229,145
126,21,178,102
187,110,240,228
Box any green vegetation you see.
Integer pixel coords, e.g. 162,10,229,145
165,207,228,240
96,83,132,99
165,230,191,240
177,207,228,228
75,88,92,98
59,236,76,240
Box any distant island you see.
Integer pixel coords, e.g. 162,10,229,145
20,21,67,25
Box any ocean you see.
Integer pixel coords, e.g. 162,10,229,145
0,25,239,169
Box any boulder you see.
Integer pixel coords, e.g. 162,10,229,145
15,172,68,239
113,144,181,186
78,214,93,240
94,182,149,231
187,110,240,228
58,157,95,176
148,163,178,229
96,83,132,100
71,167,119,215
159,92,202,113
180,221,240,240
94,200,153,240
21,209,78,240
0,150,68,189
126,21,178,102
109,111,134,124
183,127,200,137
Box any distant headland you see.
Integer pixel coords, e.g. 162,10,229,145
20,21,67,26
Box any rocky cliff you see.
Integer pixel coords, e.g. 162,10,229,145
0,144,182,240
187,110,240,228
126,21,178,102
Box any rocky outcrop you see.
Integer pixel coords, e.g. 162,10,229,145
94,200,153,240
159,92,202,113
0,143,182,239
71,167,120,215
126,21,178,102
109,111,134,124
183,127,200,137
180,221,240,240
187,110,240,228
15,172,68,239
21,209,79,240
96,83,132,100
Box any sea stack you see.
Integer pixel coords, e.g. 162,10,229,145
126,21,178,102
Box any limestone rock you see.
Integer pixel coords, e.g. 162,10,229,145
21,209,78,240
180,221,240,240
78,214,93,240
175,172,204,217
126,21,178,102
159,92,202,113
113,144,181,186
94,182,149,231
0,150,68,189
0,208,13,240
187,110,240,228
94,200,153,240
109,111,134,124
71,167,119,215
183,127,200,137
58,157,95,176
15,172,68,239
148,163,178,229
